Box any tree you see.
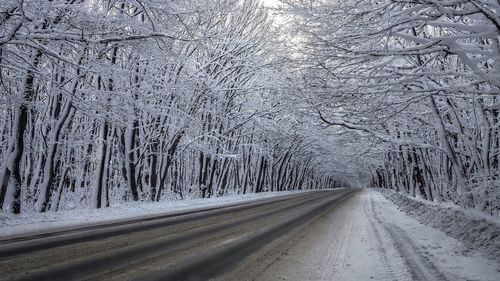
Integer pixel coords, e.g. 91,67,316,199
281,0,500,212
0,0,346,213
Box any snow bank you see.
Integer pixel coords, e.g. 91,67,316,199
377,188,500,262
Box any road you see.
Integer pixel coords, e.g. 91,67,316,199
216,189,499,281
0,189,358,281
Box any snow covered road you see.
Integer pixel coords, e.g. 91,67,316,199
0,190,356,280
218,189,500,281
1,189,498,281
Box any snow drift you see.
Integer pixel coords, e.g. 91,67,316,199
377,188,500,262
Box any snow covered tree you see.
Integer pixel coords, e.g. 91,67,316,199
281,0,500,212
0,0,345,213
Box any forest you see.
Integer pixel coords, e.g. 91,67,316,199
0,0,499,215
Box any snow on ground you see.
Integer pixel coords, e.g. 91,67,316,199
252,189,500,281
0,190,308,238
378,188,500,263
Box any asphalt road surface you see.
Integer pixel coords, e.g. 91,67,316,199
0,189,358,281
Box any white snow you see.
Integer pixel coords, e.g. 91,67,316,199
379,188,500,261
0,190,308,238
254,189,500,281
379,188,500,225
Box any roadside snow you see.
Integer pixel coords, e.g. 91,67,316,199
249,189,500,281
0,190,308,238
378,188,500,262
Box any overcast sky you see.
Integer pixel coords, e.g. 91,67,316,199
261,0,280,7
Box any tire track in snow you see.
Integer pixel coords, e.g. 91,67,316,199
364,194,411,281
313,209,351,281
369,192,449,281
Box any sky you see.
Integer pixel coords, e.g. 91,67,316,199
261,0,281,7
